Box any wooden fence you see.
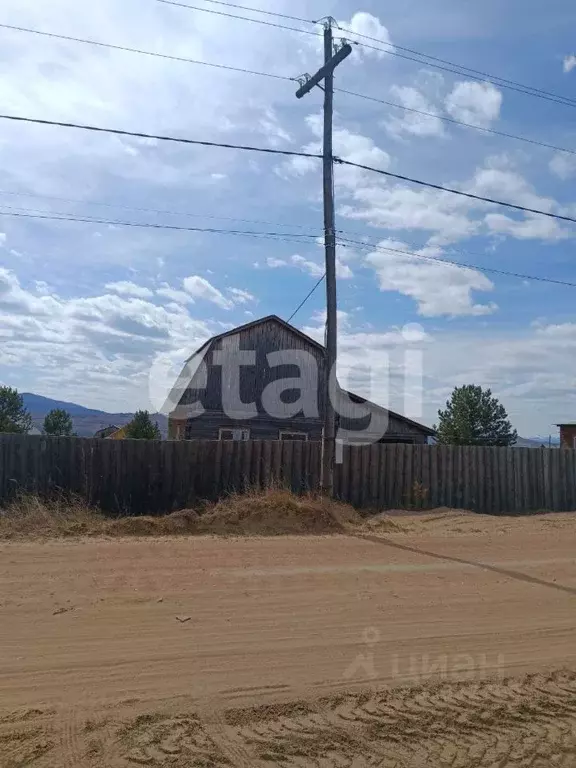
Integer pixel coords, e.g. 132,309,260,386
0,434,575,515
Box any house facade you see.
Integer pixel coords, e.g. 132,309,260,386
168,315,434,444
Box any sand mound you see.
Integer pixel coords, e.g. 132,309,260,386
0,490,363,539
196,489,361,536
157,509,201,534
106,516,160,536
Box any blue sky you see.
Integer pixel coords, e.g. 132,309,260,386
0,0,575,436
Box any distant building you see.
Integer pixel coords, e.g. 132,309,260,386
106,425,129,440
94,425,121,439
556,423,576,449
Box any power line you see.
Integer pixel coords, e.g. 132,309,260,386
1,112,572,223
155,0,576,109
340,39,576,109
156,0,319,37
0,188,321,232
337,87,576,156
334,29,576,109
0,207,321,241
168,0,312,24
0,23,293,81
287,273,326,323
337,236,576,288
3,23,572,158
334,158,576,224
0,113,322,160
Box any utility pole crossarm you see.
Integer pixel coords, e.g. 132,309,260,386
295,43,352,98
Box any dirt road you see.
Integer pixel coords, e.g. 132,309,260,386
1,512,576,766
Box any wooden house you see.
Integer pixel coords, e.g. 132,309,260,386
168,315,434,444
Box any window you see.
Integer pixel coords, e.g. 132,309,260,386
279,431,308,441
573,436,576,450
219,428,250,441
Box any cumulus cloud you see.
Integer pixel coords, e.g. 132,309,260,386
549,152,576,180
445,81,502,128
291,254,324,278
0,266,212,410
365,239,496,317
280,114,390,191
385,85,445,138
336,12,394,58
563,55,576,73
266,257,287,268
291,253,353,279
183,276,234,310
105,280,153,298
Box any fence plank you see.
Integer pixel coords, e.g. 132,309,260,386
1,435,575,516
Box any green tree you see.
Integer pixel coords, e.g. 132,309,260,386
43,408,74,436
0,386,32,434
435,385,517,447
125,410,161,440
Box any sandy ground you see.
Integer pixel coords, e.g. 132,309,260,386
1,511,576,766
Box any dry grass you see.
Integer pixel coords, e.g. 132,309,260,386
0,489,380,539
0,494,108,539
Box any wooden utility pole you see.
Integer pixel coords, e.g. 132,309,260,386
296,21,351,495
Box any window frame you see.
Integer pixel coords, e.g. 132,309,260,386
218,427,250,441
279,430,309,441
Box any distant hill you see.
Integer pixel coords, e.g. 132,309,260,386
22,393,168,438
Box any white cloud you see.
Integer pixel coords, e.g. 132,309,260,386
266,257,287,268
291,253,353,280
336,12,394,58
445,81,502,128
258,107,292,148
340,183,479,245
291,254,324,278
300,316,576,435
105,280,153,298
156,283,193,304
484,212,570,241
365,239,496,317
227,287,256,304
0,266,212,411
385,85,445,138
34,280,53,296
563,55,576,73
549,152,576,180
281,115,390,188
183,275,233,310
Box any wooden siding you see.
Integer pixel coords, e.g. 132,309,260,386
172,316,431,442
0,434,574,515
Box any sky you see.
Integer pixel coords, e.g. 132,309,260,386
0,0,576,436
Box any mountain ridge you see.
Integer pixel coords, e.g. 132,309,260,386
22,393,168,438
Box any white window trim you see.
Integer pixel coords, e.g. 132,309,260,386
218,427,250,441
279,430,309,441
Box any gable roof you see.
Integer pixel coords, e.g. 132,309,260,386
174,315,434,436
185,314,323,363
